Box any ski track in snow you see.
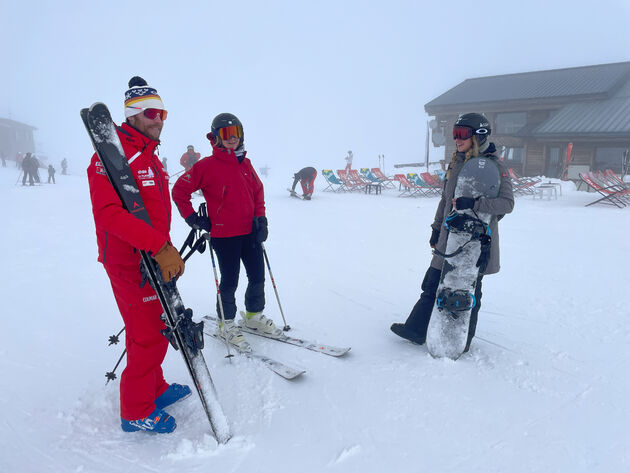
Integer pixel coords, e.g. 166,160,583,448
2,166,630,472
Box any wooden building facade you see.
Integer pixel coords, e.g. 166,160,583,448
425,62,630,177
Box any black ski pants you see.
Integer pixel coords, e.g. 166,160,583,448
211,232,265,320
405,266,483,351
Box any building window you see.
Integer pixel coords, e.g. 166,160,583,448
495,112,527,134
594,147,629,173
503,147,524,164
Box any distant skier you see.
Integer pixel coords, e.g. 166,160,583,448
1,154,6,167
21,152,35,186
87,76,188,434
173,112,279,352
291,166,317,200
390,113,514,354
61,158,68,175
344,150,353,172
47,164,56,184
31,154,41,183
161,157,168,173
180,145,200,171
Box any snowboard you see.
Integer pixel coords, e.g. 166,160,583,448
426,156,501,360
81,103,230,442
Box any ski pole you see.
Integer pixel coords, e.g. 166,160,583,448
15,171,23,186
106,348,126,384
261,242,291,331
204,233,233,361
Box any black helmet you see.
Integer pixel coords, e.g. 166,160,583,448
211,113,244,145
453,113,491,145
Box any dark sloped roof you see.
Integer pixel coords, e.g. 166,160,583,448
425,62,630,111
532,97,630,136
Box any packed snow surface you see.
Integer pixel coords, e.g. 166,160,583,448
1,164,629,473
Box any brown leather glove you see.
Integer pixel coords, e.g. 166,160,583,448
153,242,185,282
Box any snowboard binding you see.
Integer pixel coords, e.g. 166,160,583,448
436,288,476,318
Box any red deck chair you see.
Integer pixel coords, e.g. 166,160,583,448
420,172,444,195
579,172,628,208
337,169,366,192
394,174,424,197
370,168,397,189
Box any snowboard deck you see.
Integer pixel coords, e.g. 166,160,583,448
426,156,501,360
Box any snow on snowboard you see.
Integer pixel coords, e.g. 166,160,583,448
81,103,230,442
426,156,501,360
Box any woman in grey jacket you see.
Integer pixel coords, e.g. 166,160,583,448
391,113,514,353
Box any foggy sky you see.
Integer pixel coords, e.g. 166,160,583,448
2,0,629,177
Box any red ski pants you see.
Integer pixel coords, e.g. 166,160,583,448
300,171,317,196
106,265,169,421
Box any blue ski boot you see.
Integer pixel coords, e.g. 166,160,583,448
155,383,192,410
121,407,176,433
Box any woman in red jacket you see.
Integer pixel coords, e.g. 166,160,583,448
172,113,279,352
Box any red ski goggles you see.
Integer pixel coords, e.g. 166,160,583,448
452,125,474,140
143,108,168,121
217,125,243,140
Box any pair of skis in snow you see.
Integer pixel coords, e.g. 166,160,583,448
203,315,350,380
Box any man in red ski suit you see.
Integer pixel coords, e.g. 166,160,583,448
87,77,187,434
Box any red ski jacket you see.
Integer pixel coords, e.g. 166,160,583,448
180,151,200,171
172,146,265,238
87,122,172,267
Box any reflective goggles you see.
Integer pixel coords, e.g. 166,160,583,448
143,108,168,120
452,125,474,140
217,125,243,141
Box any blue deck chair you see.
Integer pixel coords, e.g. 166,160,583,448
322,169,347,192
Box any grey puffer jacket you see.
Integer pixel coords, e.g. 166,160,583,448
430,143,514,275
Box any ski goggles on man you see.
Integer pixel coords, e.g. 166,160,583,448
217,125,243,141
142,108,168,121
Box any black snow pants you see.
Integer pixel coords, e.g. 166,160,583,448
211,232,265,320
405,266,483,351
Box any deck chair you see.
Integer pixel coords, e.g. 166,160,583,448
603,169,630,190
579,172,628,208
360,167,381,183
337,169,366,192
394,174,423,197
406,173,435,197
321,169,347,192
370,168,397,189
349,169,371,186
508,168,538,195
420,172,444,195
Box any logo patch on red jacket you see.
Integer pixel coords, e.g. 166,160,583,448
95,162,106,176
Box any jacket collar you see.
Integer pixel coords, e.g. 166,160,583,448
119,122,160,155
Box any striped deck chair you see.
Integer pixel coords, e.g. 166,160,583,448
322,169,347,192
370,167,397,189
337,169,366,192
394,174,423,197
406,173,435,197
419,172,444,196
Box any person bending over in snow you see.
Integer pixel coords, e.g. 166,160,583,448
87,76,189,434
173,113,279,353
291,166,317,200
390,113,514,354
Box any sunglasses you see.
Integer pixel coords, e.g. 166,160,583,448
217,125,243,141
142,108,168,121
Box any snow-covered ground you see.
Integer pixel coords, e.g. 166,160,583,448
1,163,629,473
